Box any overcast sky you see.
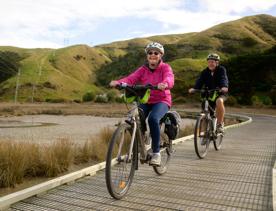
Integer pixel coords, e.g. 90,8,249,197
0,0,276,48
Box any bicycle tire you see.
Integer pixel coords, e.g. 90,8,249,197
105,123,137,199
214,133,223,150
153,130,171,175
194,114,210,159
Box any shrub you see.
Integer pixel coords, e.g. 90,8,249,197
226,95,238,106
260,95,272,106
115,96,124,103
95,94,108,103
251,95,263,107
43,82,57,89
45,98,67,103
73,99,81,103
82,91,95,102
106,90,117,102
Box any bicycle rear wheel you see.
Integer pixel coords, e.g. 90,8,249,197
153,128,171,175
105,123,137,199
194,114,210,159
214,133,223,150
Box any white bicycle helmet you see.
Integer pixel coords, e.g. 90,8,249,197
145,42,164,55
207,53,220,61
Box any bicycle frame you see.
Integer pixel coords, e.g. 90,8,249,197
118,101,148,167
201,99,216,140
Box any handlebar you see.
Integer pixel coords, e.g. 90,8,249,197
191,88,221,94
115,83,158,91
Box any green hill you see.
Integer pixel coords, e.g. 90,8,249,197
0,45,112,102
0,14,275,103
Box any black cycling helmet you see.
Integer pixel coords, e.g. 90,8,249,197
207,53,220,61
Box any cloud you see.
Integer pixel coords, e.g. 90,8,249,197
201,0,276,13
0,0,183,47
0,0,275,48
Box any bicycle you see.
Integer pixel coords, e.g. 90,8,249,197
191,87,224,159
105,83,176,199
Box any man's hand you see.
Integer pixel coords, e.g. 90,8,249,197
220,87,228,93
109,80,119,87
157,83,168,91
188,88,195,93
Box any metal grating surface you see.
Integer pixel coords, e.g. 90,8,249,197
11,115,276,210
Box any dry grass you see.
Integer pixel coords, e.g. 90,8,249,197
0,141,26,187
41,139,74,177
179,124,195,137
0,127,114,188
0,139,74,187
225,117,239,126
91,127,113,161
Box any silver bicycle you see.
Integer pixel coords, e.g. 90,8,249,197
105,83,176,199
192,88,224,159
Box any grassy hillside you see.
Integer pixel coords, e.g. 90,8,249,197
0,14,275,103
0,45,112,102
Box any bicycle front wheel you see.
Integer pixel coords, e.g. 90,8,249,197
105,123,137,199
194,114,210,159
153,130,171,175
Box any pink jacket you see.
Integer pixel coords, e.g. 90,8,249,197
117,60,174,107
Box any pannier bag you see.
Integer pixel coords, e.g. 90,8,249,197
163,111,181,140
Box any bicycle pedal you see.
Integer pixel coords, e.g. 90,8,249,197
149,163,161,167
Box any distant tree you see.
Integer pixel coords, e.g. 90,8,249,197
0,51,22,83
225,46,276,105
163,44,178,61
96,49,145,86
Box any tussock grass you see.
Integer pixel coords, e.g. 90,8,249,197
179,124,195,137
0,141,27,187
0,139,74,187
0,127,113,188
91,127,113,161
41,139,74,177
225,117,239,126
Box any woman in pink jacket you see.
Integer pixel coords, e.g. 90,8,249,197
110,42,174,166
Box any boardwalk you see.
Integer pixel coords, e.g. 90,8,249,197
11,115,276,210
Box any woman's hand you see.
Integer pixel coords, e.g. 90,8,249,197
109,80,119,87
157,83,168,91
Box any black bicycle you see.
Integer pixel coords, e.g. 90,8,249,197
191,88,224,159
105,83,178,199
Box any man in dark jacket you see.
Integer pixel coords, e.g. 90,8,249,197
189,53,229,133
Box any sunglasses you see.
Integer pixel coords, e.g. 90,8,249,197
147,51,160,55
